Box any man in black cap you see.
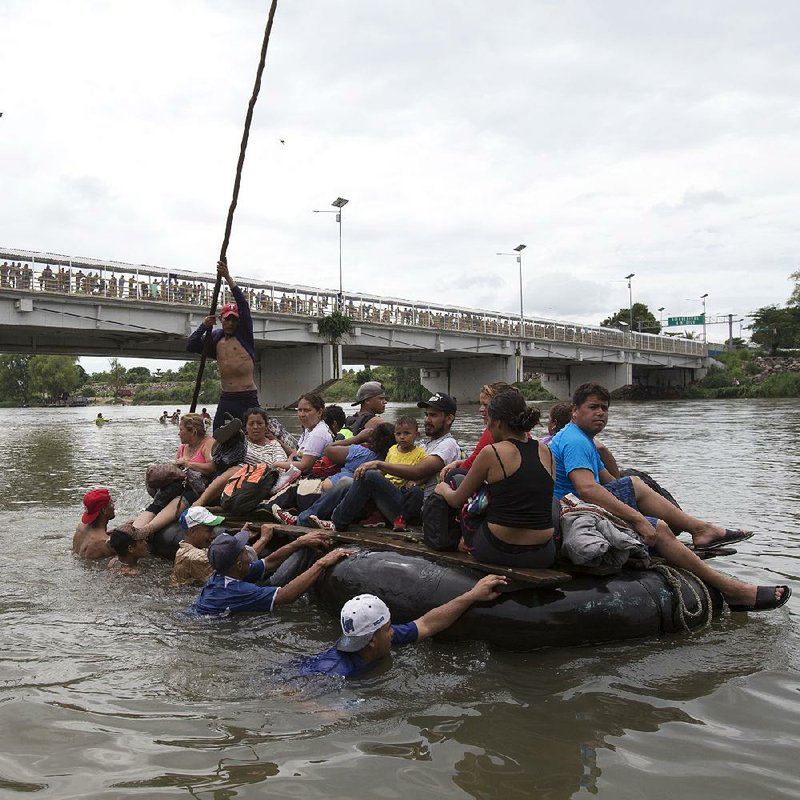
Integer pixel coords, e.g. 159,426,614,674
329,392,461,531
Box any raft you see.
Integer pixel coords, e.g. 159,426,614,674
152,518,725,651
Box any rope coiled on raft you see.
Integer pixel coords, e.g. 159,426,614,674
649,563,713,633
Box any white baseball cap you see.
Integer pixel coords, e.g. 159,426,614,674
181,506,225,530
337,594,391,652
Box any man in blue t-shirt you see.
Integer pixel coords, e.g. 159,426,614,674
301,574,507,678
549,382,790,613
193,529,351,616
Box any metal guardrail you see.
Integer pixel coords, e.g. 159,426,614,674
0,248,705,357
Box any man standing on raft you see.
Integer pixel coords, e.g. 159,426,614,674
187,259,258,432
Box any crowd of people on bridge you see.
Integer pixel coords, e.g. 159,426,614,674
71,260,790,678
2,256,633,342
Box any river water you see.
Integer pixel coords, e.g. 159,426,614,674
0,399,797,799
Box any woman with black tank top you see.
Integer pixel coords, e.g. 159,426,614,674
435,388,556,568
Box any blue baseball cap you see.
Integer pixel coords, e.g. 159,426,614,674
208,530,249,573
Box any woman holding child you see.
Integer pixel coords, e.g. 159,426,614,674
435,389,556,568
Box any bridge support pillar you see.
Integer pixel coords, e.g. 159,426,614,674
540,373,571,400
420,356,517,404
257,344,339,408
566,362,632,398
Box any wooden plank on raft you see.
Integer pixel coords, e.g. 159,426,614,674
238,520,573,588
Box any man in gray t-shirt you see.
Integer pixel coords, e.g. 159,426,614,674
330,393,460,531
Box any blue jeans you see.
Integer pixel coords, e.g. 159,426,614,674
331,471,422,530
297,478,353,526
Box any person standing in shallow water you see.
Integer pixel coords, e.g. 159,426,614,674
186,259,258,432
72,488,115,559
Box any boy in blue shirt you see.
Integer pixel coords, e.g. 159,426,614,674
301,574,507,678
549,382,790,613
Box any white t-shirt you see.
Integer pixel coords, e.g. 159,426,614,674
296,420,333,460
421,433,461,497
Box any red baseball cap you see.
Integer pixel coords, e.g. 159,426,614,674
82,488,111,524
220,303,240,319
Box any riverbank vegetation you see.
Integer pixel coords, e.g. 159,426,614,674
688,349,800,399
321,367,554,404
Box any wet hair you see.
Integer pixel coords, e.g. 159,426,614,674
179,412,206,439
324,404,346,432
244,406,269,426
368,422,397,460
109,529,135,557
487,388,540,432
572,382,611,407
548,401,573,433
298,393,325,413
480,381,514,399
394,415,418,430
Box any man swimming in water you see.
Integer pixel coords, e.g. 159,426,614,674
301,574,507,678
186,259,258,431
550,382,791,612
72,488,115,559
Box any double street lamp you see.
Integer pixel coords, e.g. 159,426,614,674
496,244,527,329
497,244,527,381
313,196,349,308
701,293,709,342
624,273,635,329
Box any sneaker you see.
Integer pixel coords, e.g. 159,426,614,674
271,504,297,526
272,465,301,494
360,511,386,528
213,416,242,444
309,515,335,531
392,515,407,532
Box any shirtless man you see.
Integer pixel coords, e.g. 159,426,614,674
72,488,115,559
186,259,258,431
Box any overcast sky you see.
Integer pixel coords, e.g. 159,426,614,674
2,0,799,371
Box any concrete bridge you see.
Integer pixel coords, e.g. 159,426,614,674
0,248,707,405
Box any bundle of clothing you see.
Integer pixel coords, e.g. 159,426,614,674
559,493,649,569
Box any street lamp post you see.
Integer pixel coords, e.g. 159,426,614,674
625,273,635,329
313,196,349,309
701,293,709,342
497,243,527,382
658,306,665,331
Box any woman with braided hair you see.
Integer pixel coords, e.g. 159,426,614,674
435,387,556,567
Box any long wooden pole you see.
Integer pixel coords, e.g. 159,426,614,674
190,0,280,412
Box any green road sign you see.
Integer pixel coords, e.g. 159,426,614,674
667,315,704,326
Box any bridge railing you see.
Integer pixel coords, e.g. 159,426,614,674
0,248,705,357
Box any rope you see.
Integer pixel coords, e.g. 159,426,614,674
648,563,713,633
190,0,280,412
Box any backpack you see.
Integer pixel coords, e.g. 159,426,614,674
422,473,464,551
212,434,248,473
220,463,278,516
